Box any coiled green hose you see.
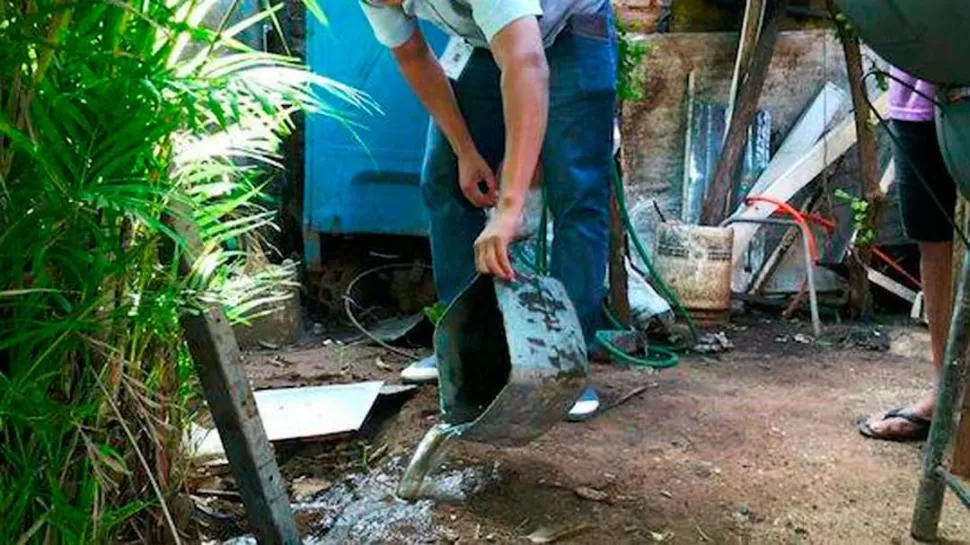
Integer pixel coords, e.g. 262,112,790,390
523,161,698,370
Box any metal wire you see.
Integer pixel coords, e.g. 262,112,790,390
343,262,432,361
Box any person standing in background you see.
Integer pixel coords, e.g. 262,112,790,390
858,67,955,442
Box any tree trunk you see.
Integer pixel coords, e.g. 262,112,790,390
832,4,884,319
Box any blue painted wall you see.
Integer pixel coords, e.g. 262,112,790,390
304,2,448,239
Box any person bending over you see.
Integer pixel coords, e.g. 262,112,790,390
359,0,617,420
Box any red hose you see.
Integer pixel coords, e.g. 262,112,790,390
744,195,921,290
744,196,822,261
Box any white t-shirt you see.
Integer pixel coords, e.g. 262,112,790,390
359,0,607,49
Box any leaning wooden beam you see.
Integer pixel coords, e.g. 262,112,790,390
680,70,696,222
911,249,970,540
181,311,301,545
726,92,889,291
701,0,789,225
725,0,766,137
952,197,970,480
610,151,632,327
836,12,884,319
951,370,970,478
169,208,300,545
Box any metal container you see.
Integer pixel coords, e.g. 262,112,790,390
435,274,588,447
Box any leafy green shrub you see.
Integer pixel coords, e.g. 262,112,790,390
0,1,375,543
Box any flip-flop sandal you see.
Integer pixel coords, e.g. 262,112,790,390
857,407,931,443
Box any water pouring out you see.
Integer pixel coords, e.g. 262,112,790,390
396,423,464,500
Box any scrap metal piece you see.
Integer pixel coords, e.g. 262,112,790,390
191,381,385,457
682,102,771,225
257,381,384,442
683,102,727,224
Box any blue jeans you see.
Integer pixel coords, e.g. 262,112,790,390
420,6,618,344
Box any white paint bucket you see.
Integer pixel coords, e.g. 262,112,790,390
653,224,735,324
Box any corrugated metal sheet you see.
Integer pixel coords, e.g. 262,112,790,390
681,102,770,224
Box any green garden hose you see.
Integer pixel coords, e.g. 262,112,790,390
524,161,698,370
608,161,700,342
597,306,680,369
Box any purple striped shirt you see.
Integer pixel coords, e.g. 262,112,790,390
888,66,936,122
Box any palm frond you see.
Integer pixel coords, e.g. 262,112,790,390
0,1,375,543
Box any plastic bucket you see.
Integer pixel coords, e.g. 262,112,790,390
653,224,734,325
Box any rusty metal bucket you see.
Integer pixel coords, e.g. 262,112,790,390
433,273,589,446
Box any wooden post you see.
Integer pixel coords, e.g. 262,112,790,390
169,208,300,545
832,5,884,320
911,248,970,540
952,377,970,479
951,196,970,479
725,0,766,138
181,310,301,544
610,150,632,327
700,0,788,226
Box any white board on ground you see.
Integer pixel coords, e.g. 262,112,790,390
191,381,385,458
727,92,889,292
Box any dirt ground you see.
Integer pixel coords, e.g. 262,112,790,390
225,317,970,545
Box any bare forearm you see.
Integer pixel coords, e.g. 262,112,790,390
393,32,475,156
499,60,548,211
490,17,549,212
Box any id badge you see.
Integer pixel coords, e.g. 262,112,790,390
439,37,474,81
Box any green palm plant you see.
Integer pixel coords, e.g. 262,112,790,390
0,1,377,543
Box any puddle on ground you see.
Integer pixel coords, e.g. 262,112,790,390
208,454,499,545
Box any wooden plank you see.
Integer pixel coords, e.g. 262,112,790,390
680,70,696,222
181,309,301,545
168,202,300,545
701,0,789,225
610,155,632,327
866,268,917,304
725,0,766,137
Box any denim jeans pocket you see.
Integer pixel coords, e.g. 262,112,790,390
564,12,614,43
548,27,617,98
